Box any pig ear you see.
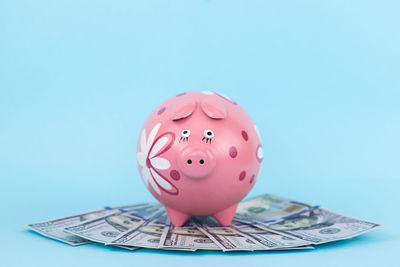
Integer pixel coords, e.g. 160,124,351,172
170,100,197,121
200,98,227,119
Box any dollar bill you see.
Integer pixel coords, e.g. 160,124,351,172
113,245,139,250
26,203,154,245
26,194,383,251
109,211,176,249
234,194,315,227
193,217,265,251
264,206,382,244
270,246,314,250
64,204,163,244
113,203,160,211
159,218,220,250
27,207,117,245
231,220,313,249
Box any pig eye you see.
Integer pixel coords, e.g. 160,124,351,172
181,130,191,137
202,129,214,144
204,129,214,138
180,129,190,143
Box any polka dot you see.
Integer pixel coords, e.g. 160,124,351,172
176,92,186,97
241,130,248,141
146,158,151,168
249,175,255,184
157,107,166,115
170,170,180,181
229,146,238,158
256,144,263,163
239,171,246,181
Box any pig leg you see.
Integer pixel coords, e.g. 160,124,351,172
165,206,191,227
213,203,238,226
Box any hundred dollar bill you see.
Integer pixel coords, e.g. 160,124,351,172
234,194,315,227
193,217,265,251
159,218,220,250
64,204,163,244
270,246,314,250
109,211,176,249
113,245,139,250
231,220,313,249
264,206,382,245
26,203,154,245
113,203,159,211
27,207,116,245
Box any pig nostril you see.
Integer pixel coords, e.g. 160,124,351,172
179,148,215,178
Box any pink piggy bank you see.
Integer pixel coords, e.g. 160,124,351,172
136,91,263,226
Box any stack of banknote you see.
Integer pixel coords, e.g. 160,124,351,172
27,194,381,251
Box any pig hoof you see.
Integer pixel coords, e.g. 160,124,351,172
213,203,238,226
165,207,191,226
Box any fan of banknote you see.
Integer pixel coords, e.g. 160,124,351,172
26,194,381,252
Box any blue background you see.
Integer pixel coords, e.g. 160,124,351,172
1,0,399,266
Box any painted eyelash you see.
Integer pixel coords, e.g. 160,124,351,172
179,136,189,143
202,137,212,144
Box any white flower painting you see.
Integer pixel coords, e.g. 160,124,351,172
137,123,178,195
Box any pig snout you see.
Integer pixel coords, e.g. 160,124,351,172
177,145,216,179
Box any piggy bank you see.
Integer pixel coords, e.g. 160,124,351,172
136,91,263,226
